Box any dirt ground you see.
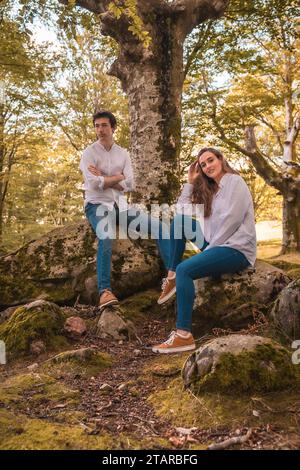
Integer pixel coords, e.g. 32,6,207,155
1,292,300,451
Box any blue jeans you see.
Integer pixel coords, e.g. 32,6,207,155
85,202,169,293
160,214,250,332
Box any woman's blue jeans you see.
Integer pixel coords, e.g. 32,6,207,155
85,202,169,293
160,214,250,332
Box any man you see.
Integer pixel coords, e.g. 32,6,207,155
80,111,168,310
80,111,135,309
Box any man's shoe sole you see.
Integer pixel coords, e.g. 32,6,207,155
157,286,176,305
152,344,196,354
99,299,119,311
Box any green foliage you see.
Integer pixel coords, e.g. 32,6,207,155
1,0,299,254
108,0,151,47
0,0,129,254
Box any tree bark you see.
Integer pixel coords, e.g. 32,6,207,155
281,174,300,253
107,11,185,204
0,101,5,245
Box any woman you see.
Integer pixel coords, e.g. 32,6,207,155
152,148,256,354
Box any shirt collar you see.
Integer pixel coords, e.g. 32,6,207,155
97,141,115,151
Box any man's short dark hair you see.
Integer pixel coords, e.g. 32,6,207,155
93,111,117,129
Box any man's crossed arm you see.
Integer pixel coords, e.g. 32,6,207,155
88,165,124,191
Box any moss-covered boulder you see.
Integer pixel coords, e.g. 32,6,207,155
182,334,299,394
0,220,162,309
0,300,68,358
270,279,300,340
191,261,290,332
42,347,113,378
0,372,79,408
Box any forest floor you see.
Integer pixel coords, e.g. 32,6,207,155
1,246,300,450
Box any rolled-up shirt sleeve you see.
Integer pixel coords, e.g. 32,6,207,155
118,151,135,192
207,177,252,248
79,151,105,190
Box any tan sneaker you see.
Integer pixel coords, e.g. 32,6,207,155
157,277,176,304
152,331,196,354
99,289,118,310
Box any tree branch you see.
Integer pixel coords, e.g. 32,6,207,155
256,114,284,154
183,20,213,79
58,0,107,14
201,73,283,192
174,0,229,36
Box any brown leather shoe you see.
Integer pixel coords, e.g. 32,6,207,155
157,277,176,304
99,289,118,310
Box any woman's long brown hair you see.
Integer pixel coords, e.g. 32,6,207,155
191,148,239,217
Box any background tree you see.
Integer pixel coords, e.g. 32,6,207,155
182,0,300,252
0,2,53,248
0,0,129,253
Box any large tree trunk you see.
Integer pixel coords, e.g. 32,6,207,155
58,0,229,204
109,17,184,204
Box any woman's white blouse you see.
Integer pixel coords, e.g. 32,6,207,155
177,173,257,266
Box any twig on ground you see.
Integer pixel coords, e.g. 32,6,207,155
208,428,253,450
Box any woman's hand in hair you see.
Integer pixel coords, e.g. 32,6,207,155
188,161,201,184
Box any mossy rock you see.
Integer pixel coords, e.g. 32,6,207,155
191,261,290,333
182,334,300,394
0,221,162,308
120,289,163,323
270,279,300,340
42,347,113,378
0,300,69,358
0,372,79,408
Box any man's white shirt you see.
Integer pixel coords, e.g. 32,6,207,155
79,141,135,212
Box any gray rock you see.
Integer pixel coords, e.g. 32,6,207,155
270,278,300,339
0,220,162,308
182,334,298,393
96,306,137,341
192,261,290,332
